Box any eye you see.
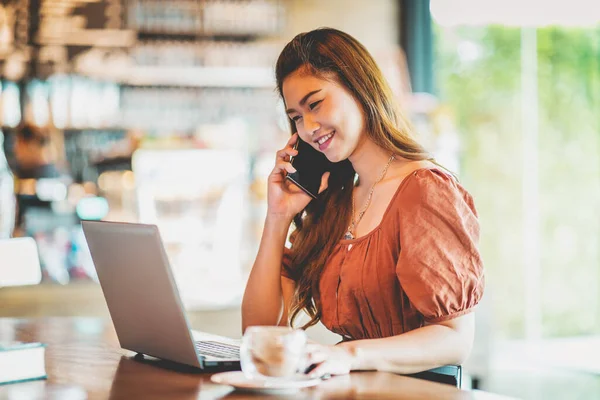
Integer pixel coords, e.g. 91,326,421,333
309,100,322,110
291,115,302,122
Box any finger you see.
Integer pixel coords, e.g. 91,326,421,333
286,132,299,147
304,348,327,367
276,147,298,161
306,353,327,367
274,161,297,175
283,179,306,195
268,165,291,183
308,362,331,379
318,171,331,194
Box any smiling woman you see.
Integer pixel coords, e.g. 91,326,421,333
242,28,485,378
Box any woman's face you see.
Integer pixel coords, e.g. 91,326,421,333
282,69,366,163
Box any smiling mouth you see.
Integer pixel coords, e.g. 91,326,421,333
314,131,335,145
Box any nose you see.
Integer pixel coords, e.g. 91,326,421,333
302,114,320,136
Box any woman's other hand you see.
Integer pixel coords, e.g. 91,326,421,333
304,343,356,379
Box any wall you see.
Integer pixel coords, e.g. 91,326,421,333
284,0,400,51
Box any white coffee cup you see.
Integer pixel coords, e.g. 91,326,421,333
240,326,307,380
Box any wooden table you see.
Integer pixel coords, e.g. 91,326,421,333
0,318,512,399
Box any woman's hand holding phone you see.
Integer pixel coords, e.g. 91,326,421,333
268,133,330,222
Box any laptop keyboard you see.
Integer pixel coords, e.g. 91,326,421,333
195,341,240,359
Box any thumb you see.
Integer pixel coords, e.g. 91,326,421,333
318,171,331,194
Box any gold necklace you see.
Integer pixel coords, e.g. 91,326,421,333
344,154,395,240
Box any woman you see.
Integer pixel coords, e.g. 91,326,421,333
242,28,484,378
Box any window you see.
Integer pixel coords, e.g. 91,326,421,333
433,18,600,339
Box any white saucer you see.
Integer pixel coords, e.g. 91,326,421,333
210,371,322,394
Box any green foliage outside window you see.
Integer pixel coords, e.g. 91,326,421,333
434,25,600,338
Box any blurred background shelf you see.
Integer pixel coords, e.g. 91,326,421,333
136,31,274,42
84,66,275,88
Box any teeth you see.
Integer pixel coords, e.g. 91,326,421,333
317,132,334,145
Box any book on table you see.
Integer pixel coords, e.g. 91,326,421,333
0,342,47,385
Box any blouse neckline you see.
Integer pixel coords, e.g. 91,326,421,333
339,167,442,244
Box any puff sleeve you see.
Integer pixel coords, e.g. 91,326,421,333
396,170,485,323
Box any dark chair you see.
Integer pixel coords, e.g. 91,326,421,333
407,365,462,388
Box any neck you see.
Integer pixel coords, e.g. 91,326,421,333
348,137,396,188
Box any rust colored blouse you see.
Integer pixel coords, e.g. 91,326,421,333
282,168,484,340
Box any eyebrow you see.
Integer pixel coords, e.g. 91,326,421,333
285,89,322,114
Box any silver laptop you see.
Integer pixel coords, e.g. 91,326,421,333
82,220,241,370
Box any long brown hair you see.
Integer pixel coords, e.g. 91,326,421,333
276,28,431,329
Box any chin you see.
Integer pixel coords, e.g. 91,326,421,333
325,154,340,163
324,150,349,163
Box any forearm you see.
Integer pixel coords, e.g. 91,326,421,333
340,316,474,374
241,215,292,331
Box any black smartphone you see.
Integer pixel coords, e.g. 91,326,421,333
286,138,333,199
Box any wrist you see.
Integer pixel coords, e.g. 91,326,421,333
264,214,293,235
265,213,294,228
340,342,368,371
